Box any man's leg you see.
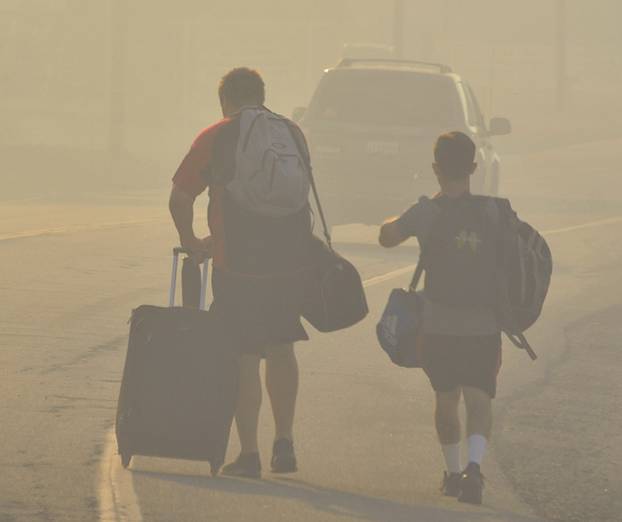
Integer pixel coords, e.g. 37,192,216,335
235,353,263,454
222,353,262,478
265,343,299,472
265,343,298,441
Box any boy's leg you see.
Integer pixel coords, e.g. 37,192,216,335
422,334,463,494
435,388,462,473
459,385,492,504
435,388,463,497
435,388,462,444
462,386,492,464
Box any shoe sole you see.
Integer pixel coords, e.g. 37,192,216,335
221,469,262,479
271,466,298,474
458,482,482,505
271,456,297,474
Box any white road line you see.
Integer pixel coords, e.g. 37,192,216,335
97,212,622,521
363,265,415,288
542,215,622,236
0,219,166,242
98,429,143,522
363,214,622,289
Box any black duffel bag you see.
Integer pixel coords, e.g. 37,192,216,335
303,234,368,332
287,121,368,332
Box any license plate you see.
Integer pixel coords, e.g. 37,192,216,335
366,141,399,155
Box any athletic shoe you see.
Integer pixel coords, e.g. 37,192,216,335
441,471,462,497
221,452,261,479
270,438,298,473
458,462,484,505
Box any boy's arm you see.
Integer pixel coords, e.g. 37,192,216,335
379,216,409,248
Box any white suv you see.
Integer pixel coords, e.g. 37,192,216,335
294,58,511,225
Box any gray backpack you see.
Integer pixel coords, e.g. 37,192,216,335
227,107,310,217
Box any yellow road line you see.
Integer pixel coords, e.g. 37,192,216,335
98,429,143,522
542,215,622,236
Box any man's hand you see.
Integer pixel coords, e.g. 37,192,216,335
182,235,213,264
169,185,213,263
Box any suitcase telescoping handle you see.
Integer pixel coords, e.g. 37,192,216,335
169,247,209,310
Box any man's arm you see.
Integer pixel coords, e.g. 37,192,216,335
379,216,409,248
169,185,211,259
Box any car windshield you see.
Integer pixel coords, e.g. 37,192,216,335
306,69,463,128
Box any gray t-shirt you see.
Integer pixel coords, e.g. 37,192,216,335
395,196,500,336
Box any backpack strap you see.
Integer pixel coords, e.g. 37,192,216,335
240,110,265,152
504,332,538,360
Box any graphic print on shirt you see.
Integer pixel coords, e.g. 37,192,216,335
455,230,483,253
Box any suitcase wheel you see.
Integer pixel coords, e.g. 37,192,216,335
121,452,132,469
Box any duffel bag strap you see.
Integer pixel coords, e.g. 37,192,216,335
307,164,332,248
285,121,333,249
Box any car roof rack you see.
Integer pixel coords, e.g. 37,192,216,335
337,58,452,74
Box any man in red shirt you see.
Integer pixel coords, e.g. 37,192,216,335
169,68,312,478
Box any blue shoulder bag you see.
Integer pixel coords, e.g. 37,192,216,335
376,257,425,368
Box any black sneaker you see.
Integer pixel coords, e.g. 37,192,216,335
458,462,484,505
270,438,297,473
221,452,261,479
441,471,462,497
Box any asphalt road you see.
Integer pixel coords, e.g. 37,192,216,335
1,141,621,522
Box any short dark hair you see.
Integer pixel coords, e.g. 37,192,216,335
434,131,476,178
218,67,265,107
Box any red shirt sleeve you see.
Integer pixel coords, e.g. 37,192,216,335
172,118,230,198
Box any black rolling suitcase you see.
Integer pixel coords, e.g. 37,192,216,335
115,248,238,475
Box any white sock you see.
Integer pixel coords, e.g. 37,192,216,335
467,434,487,466
441,443,462,474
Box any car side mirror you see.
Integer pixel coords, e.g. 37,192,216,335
292,106,307,122
489,117,511,136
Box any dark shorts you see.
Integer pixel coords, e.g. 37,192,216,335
421,333,502,398
211,268,309,357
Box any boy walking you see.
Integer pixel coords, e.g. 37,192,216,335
379,132,510,504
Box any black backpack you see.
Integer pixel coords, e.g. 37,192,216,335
495,199,553,359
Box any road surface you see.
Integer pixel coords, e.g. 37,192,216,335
1,141,621,521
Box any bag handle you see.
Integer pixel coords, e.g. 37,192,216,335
408,256,425,292
169,247,209,310
282,118,333,249
306,164,332,248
